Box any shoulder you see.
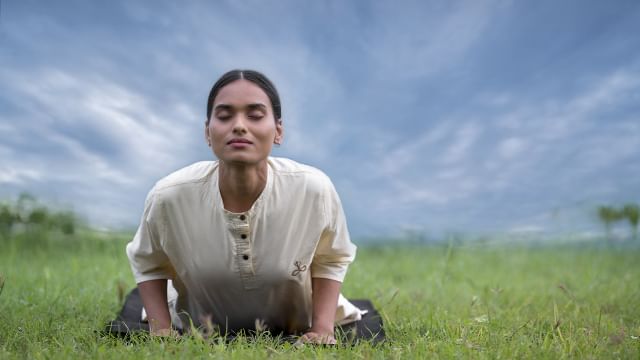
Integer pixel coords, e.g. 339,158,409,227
269,157,333,194
269,157,330,180
150,161,217,198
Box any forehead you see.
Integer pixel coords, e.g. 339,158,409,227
213,79,271,107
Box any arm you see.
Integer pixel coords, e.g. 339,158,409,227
301,278,341,344
126,188,177,336
138,279,173,336
301,177,356,344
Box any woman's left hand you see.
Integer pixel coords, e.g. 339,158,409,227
301,278,341,345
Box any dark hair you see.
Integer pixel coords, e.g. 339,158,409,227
206,69,282,124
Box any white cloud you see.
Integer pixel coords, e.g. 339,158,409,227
0,3,354,225
141,2,353,165
4,68,194,177
367,0,506,79
362,65,640,225
568,70,640,114
0,65,204,225
490,69,640,174
435,167,466,180
497,137,527,160
438,122,482,165
378,120,454,176
0,167,42,185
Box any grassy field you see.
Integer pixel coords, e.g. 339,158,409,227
0,231,639,359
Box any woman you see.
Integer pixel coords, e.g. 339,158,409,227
126,69,362,344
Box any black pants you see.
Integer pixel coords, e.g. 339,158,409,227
104,288,385,344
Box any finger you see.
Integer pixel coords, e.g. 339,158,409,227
301,332,317,342
301,332,336,345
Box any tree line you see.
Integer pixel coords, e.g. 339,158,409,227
0,193,77,239
597,203,639,241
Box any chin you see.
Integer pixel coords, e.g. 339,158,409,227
221,154,267,166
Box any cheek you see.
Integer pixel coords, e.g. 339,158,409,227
257,123,277,139
208,124,225,139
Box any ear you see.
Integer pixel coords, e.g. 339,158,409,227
274,120,284,145
204,121,211,146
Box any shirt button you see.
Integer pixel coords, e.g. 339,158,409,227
241,234,247,239
239,215,246,221
242,254,249,260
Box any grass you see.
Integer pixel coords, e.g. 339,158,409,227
0,231,639,359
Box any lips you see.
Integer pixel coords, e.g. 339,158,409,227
227,138,253,145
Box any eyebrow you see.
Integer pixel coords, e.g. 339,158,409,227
214,103,267,111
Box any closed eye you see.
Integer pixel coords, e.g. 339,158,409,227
248,112,264,120
216,113,232,121
214,104,234,121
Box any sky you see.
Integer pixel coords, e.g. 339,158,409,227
1,0,639,241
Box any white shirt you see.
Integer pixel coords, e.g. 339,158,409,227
126,157,359,333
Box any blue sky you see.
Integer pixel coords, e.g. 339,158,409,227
1,0,639,240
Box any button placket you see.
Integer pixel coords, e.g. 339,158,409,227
226,212,257,289
234,222,251,262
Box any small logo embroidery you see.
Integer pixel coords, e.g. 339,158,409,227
291,261,307,276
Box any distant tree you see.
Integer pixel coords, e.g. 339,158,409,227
16,192,37,223
623,204,639,241
0,203,17,239
28,206,49,227
0,193,78,237
51,211,76,235
597,205,623,242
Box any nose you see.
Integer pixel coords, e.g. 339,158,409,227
232,115,248,134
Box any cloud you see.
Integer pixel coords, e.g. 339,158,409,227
438,122,482,165
1,1,639,237
0,167,42,185
121,1,353,165
0,63,204,225
497,137,527,160
366,0,506,79
377,120,454,177
2,67,194,176
0,1,358,226
357,64,640,235
492,68,640,171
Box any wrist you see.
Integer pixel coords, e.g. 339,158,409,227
148,318,172,334
309,322,334,335
150,327,172,336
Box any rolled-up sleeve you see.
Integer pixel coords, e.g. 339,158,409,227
310,178,357,282
126,188,176,283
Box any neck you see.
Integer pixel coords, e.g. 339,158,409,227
218,160,268,213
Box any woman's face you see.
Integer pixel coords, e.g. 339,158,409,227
205,79,283,165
